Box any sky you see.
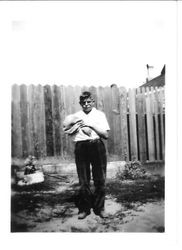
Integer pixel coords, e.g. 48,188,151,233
3,1,176,88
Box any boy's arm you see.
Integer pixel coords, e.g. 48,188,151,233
81,122,109,139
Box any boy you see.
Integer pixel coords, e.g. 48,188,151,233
64,91,110,219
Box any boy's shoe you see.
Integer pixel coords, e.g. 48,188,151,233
94,210,108,218
98,211,108,219
78,211,90,220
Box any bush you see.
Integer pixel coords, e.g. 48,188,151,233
116,161,148,180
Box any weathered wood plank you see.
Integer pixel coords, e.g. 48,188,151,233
151,87,158,160
153,87,160,160
146,87,155,161
52,85,61,156
44,85,54,156
136,87,147,162
64,86,75,156
37,85,46,158
59,85,67,158
11,84,22,158
111,84,121,156
74,86,82,112
128,88,138,160
154,87,160,160
97,86,105,112
159,87,165,160
40,85,47,157
32,85,43,158
27,84,35,156
119,87,129,161
27,85,46,158
99,86,113,155
20,84,29,158
102,86,112,156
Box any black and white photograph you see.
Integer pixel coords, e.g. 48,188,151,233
0,0,181,249
11,73,165,232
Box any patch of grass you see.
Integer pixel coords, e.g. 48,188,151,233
11,191,75,214
106,176,164,205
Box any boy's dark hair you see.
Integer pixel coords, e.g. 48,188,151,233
79,91,94,103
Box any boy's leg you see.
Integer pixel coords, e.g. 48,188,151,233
90,140,107,214
75,141,92,215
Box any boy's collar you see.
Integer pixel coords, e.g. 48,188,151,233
82,107,96,114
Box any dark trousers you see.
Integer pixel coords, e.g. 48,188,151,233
74,139,107,214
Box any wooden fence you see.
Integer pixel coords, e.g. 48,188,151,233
11,84,165,162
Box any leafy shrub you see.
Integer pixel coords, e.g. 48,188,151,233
116,161,148,180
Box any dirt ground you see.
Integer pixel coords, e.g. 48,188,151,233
11,164,164,233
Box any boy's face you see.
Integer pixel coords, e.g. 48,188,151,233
80,98,94,114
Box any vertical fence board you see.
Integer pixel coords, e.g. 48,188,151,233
64,86,75,156
111,85,122,156
59,85,67,158
32,85,40,158
159,87,165,160
154,87,160,160
29,85,37,157
97,86,105,111
119,87,129,161
97,86,114,155
11,85,22,158
151,87,157,160
40,85,47,157
44,85,54,156
31,85,45,158
27,85,35,156
128,88,138,160
52,85,61,156
136,87,147,162
102,86,112,156
146,87,155,161
74,86,82,112
106,88,115,154
69,86,76,155
20,85,29,157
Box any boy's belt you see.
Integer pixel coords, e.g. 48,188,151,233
76,138,101,144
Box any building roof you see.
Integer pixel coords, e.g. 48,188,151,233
140,65,165,88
